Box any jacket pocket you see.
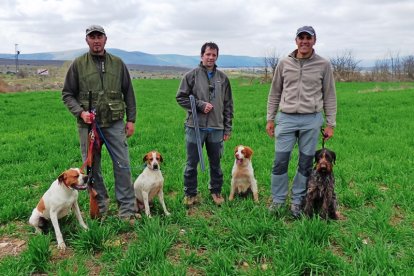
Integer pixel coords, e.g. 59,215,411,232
108,102,126,121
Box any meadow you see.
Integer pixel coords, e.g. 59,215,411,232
0,79,413,275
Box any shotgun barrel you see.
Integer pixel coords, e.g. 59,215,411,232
87,90,99,218
189,95,205,172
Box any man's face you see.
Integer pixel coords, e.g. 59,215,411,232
295,33,316,58
201,47,218,70
85,32,107,55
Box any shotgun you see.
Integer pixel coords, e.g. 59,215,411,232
87,90,99,218
189,95,205,172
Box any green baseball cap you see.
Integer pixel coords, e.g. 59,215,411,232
86,25,105,36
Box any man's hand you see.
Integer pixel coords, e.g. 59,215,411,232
125,122,135,138
80,111,93,124
223,134,230,141
323,126,334,141
266,121,275,137
203,103,214,113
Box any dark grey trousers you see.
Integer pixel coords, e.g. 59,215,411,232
183,127,224,197
79,120,136,217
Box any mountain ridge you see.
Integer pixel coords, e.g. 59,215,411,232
0,48,265,68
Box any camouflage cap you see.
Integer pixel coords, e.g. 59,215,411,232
86,25,106,36
296,26,316,37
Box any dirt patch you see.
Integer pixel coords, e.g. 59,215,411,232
357,85,414,94
390,206,404,226
0,78,13,92
0,236,27,259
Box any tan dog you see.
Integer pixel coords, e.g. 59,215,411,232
134,151,170,217
29,168,88,250
229,145,259,202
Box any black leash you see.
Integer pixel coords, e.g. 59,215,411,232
95,121,144,171
320,128,327,148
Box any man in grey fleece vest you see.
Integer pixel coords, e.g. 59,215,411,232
266,26,337,218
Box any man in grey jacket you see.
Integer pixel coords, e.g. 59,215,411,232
176,42,234,207
266,26,337,218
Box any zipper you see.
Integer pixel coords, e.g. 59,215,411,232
297,59,304,113
204,70,214,126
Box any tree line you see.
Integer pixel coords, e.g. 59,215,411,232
263,49,414,82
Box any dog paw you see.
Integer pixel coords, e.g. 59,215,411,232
57,242,66,251
335,211,346,220
165,211,171,216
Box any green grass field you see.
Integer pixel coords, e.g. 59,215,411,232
0,79,413,275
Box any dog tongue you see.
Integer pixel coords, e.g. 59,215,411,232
236,159,243,165
73,184,88,190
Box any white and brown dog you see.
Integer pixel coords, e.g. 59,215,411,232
29,168,89,250
229,145,259,202
134,151,170,217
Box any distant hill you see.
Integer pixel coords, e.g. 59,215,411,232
0,48,265,68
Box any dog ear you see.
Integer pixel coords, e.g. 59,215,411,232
331,151,336,164
234,145,240,153
58,172,66,184
143,154,148,163
314,149,322,163
158,153,163,163
244,146,254,158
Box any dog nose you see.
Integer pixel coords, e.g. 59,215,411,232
153,164,158,170
83,175,89,183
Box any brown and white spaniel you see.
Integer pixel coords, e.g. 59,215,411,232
134,151,170,217
29,168,89,250
229,145,259,202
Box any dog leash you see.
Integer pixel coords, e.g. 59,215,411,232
94,121,130,170
95,121,145,171
320,128,327,148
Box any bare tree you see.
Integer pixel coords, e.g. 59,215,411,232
330,50,361,81
371,51,408,81
263,56,269,82
402,55,414,80
388,51,402,81
371,58,391,81
264,48,280,79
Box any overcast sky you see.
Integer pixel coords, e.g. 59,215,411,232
1,0,412,64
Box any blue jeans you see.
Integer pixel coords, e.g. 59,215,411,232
183,126,224,196
271,112,324,205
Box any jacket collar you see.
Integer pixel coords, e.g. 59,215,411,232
289,49,316,60
198,61,217,72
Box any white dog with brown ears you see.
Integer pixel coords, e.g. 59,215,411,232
29,168,89,250
229,145,259,202
134,151,170,217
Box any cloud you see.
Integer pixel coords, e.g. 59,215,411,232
0,0,413,63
